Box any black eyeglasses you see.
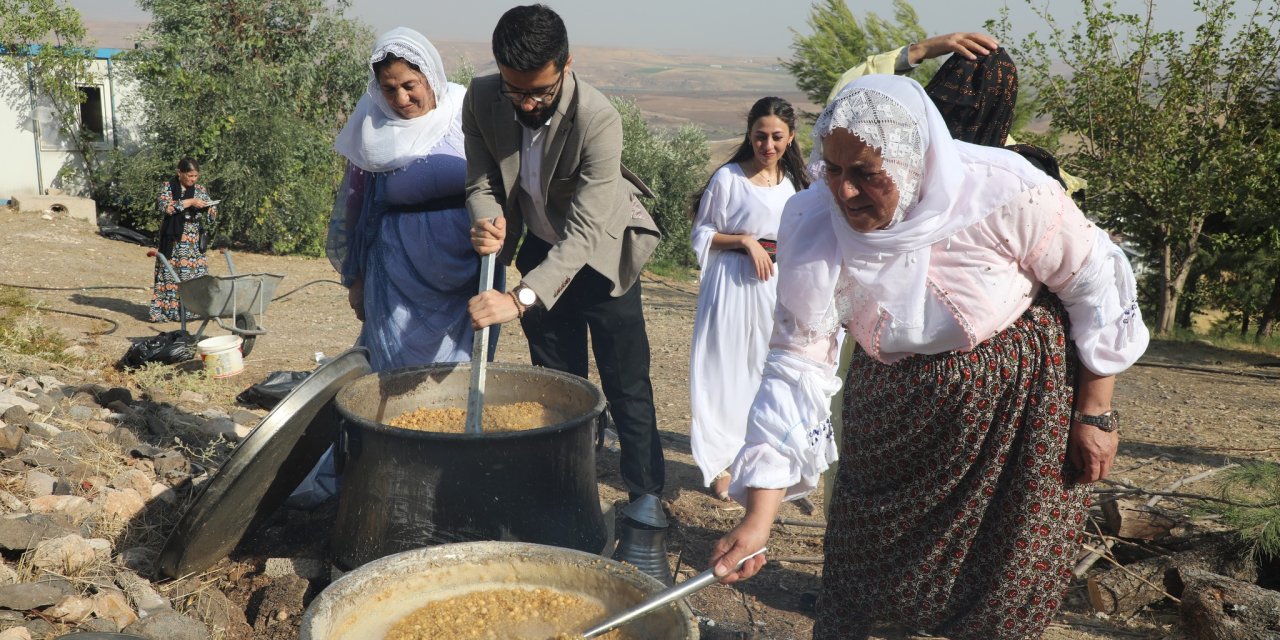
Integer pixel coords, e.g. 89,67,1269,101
499,70,565,104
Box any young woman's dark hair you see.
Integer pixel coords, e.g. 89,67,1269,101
491,4,569,72
177,157,199,173
371,53,420,76
689,96,808,216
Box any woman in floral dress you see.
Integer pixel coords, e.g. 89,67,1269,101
149,157,217,323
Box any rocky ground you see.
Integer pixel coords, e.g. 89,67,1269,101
0,207,1278,639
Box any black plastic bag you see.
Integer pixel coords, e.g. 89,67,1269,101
118,330,196,370
99,224,152,246
236,370,311,410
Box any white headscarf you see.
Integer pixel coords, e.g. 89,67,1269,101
333,28,465,173
799,75,1053,333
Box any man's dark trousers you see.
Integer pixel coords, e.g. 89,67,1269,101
515,233,665,500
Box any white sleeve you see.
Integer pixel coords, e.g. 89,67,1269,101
691,167,732,270
727,188,844,502
1056,227,1151,375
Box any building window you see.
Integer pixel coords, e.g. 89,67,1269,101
78,86,105,142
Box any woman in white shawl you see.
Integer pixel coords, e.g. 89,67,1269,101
710,75,1149,640
327,28,500,372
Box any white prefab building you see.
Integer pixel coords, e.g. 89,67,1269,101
0,47,139,202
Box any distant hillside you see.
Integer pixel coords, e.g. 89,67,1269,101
82,21,811,139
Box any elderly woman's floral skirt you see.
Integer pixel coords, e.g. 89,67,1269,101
816,292,1088,640
149,220,208,323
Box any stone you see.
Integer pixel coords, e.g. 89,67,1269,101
67,405,94,422
0,627,31,640
200,408,230,421
97,387,133,407
29,395,54,414
95,489,145,521
28,534,99,574
177,391,206,405
0,579,75,610
107,427,139,450
77,617,120,633
109,470,154,496
23,471,55,498
43,594,95,623
150,484,177,505
0,563,16,585
35,376,63,392
197,417,237,440
185,585,249,638
50,431,95,453
87,538,112,562
116,547,157,574
0,407,29,428
150,451,190,480
0,514,73,552
115,571,170,617
18,619,53,638
0,396,36,417
263,557,327,581
11,379,38,393
85,420,114,435
230,409,260,426
233,424,254,440
0,459,27,474
93,590,137,630
124,611,210,640
0,426,26,454
0,610,20,624
0,492,19,513
25,422,60,440
69,391,97,406
27,495,94,521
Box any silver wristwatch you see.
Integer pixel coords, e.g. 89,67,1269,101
1072,409,1119,432
513,282,539,308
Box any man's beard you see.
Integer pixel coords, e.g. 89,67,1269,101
515,93,561,129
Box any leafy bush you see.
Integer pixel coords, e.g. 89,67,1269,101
613,97,709,270
109,0,372,256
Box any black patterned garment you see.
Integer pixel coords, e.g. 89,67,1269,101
924,48,1019,147
816,292,1089,640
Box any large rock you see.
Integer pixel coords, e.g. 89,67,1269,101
0,492,19,513
0,563,16,586
0,426,26,454
21,471,54,498
27,495,94,521
124,611,211,640
110,469,154,496
42,594,95,623
0,627,32,640
115,571,170,617
28,534,99,574
0,579,75,610
95,489,146,521
0,514,73,552
24,422,60,440
93,589,138,630
0,395,37,416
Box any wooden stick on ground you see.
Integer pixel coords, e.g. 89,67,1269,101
1072,464,1237,578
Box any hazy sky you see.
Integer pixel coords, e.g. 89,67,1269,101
69,0,1206,58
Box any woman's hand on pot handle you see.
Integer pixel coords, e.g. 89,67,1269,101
711,487,784,584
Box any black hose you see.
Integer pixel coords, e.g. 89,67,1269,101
0,283,147,291
271,279,343,302
28,307,120,336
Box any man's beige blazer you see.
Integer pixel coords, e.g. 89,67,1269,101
463,71,661,309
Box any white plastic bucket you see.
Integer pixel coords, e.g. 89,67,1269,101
196,335,244,378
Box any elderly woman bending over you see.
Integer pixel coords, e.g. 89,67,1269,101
711,75,1149,640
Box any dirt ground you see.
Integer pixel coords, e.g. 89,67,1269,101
3,208,1280,639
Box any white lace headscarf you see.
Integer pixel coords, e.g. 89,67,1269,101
807,75,1051,332
333,28,465,173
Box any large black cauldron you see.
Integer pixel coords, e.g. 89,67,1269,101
330,363,608,570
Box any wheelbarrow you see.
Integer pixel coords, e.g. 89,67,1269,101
148,248,284,357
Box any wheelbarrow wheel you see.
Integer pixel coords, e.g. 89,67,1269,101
235,313,258,357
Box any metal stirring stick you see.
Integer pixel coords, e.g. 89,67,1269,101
580,547,768,639
464,251,497,434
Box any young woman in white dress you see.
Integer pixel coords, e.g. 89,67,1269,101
689,97,809,501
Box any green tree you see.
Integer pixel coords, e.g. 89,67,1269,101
0,0,107,199
613,97,709,270
784,0,929,107
111,0,372,255
1007,0,1280,335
